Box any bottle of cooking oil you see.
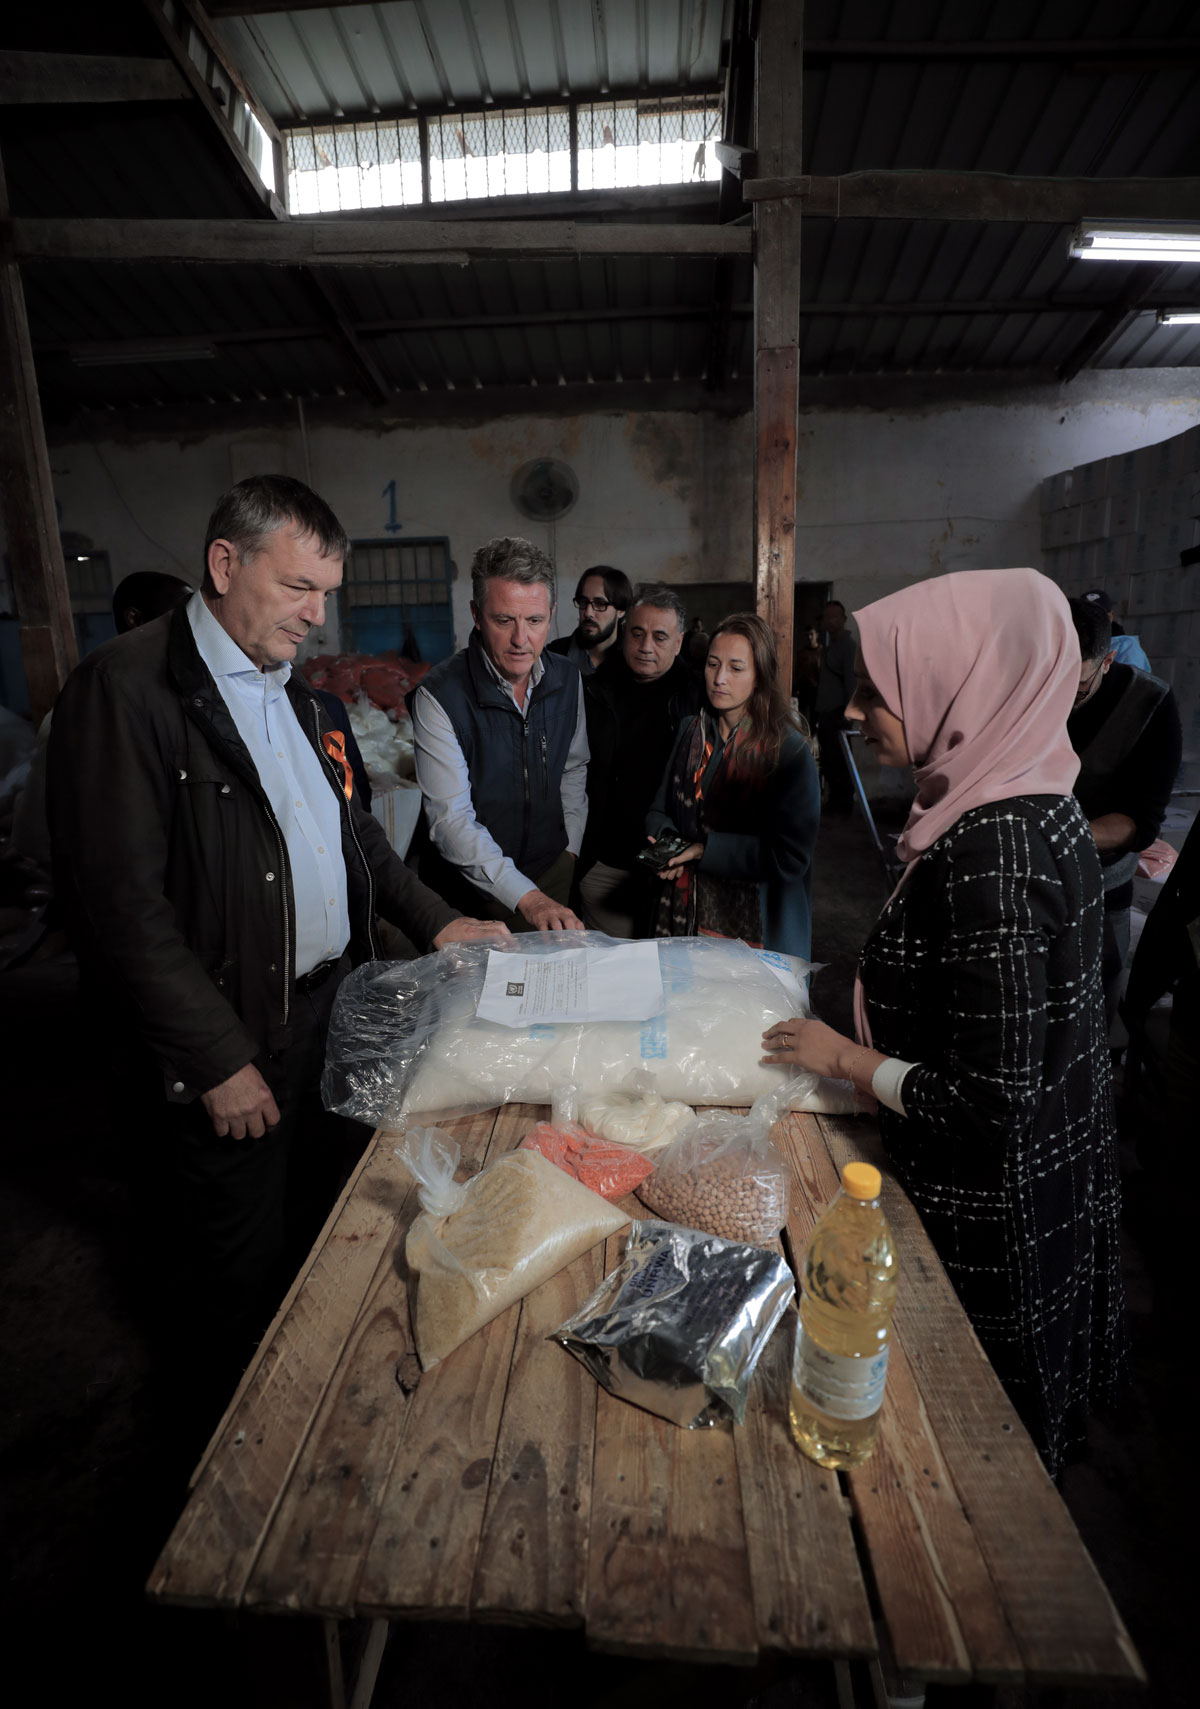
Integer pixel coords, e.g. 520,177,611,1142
789,1161,897,1469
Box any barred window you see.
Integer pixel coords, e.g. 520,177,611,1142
576,98,721,190
427,106,571,202
286,118,423,214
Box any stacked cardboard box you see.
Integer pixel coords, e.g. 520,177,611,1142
1040,423,1200,781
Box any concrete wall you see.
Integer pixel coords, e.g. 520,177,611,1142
4,368,1197,677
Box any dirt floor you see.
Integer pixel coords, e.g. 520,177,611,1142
0,806,1186,1709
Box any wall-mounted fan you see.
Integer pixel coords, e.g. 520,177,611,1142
510,458,579,522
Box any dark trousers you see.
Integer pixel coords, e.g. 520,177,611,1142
128,957,360,1434
817,711,852,811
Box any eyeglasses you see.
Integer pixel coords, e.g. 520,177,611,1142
1075,659,1106,703
574,596,612,614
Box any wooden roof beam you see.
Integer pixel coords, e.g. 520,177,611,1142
8,218,754,264
0,52,189,105
140,0,285,219
743,171,1200,222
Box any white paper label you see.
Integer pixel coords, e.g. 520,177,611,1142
793,1325,889,1422
475,941,665,1027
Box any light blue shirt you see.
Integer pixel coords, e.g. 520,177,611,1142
412,648,589,912
188,593,349,977
1111,633,1152,673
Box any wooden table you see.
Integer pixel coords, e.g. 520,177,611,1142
148,1107,1144,1707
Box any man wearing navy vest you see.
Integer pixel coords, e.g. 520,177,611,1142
411,536,589,931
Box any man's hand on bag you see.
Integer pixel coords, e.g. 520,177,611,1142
517,889,583,931
201,1063,281,1142
433,918,513,949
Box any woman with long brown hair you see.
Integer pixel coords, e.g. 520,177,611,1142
644,612,820,958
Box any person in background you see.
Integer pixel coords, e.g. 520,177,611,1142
682,615,711,670
761,568,1126,1477
110,570,194,634
794,622,822,727
411,535,588,931
1068,596,1181,1032
813,598,857,816
645,612,819,960
1081,587,1151,673
46,478,505,1422
577,585,702,937
10,571,194,873
547,565,632,676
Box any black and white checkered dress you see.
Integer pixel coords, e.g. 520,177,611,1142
859,794,1127,1475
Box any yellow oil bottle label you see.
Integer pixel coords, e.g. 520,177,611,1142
793,1325,889,1421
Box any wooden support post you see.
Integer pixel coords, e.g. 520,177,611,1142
0,154,76,724
752,0,803,697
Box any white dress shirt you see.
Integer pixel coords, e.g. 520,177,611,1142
188,593,350,977
412,648,589,913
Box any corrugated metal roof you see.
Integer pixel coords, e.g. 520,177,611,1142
10,0,1200,421
213,0,733,124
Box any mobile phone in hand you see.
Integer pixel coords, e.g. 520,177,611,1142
637,833,692,871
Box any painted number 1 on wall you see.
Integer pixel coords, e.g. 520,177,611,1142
382,479,403,534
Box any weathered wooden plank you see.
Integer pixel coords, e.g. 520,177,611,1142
742,170,1200,223
817,1116,1145,1688
584,1231,759,1664
353,1106,542,1619
9,217,754,266
752,0,802,700
0,51,188,105
0,155,77,727
469,1240,604,1625
754,343,798,692
776,1114,1024,1682
147,1112,497,1608
733,1300,876,1659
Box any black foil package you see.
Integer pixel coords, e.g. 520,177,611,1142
551,1220,795,1428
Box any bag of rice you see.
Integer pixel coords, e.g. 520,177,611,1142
396,1128,628,1369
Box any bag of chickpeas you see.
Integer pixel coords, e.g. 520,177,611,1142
634,1086,795,1245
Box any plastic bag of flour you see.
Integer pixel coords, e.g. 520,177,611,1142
323,933,855,1125
396,1127,628,1369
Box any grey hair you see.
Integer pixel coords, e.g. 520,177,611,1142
203,475,349,592
630,583,687,630
470,536,556,608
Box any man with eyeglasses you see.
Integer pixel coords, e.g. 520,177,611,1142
1067,595,1181,1033
548,565,633,676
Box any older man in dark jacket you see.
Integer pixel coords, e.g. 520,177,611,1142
578,584,702,936
47,476,501,1403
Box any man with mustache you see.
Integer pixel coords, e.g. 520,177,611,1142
548,564,632,676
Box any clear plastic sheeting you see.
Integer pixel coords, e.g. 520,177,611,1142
323,932,841,1126
396,1127,627,1370
552,1220,795,1428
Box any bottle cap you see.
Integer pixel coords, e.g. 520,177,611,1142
842,1162,882,1201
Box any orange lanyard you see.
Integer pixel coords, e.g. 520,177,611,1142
322,729,354,801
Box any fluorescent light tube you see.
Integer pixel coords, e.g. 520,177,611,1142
1069,222,1200,263
70,342,218,367
1156,309,1200,325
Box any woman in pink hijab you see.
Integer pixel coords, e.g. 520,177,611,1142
763,568,1126,1476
